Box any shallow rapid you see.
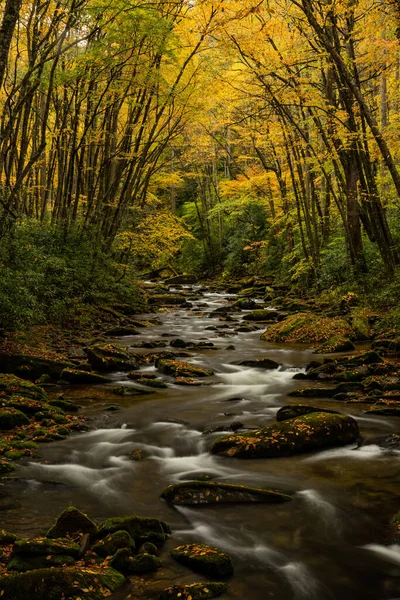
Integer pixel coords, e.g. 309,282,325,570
1,286,400,600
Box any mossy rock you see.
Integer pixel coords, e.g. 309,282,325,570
261,312,351,344
391,511,400,542
243,309,280,322
0,343,74,379
347,351,382,366
85,343,138,372
161,481,292,505
138,542,158,555
59,368,111,385
109,548,162,575
171,544,233,578
372,339,400,356
104,327,140,336
236,358,280,370
0,567,125,600
96,516,170,547
351,314,371,342
288,388,336,399
315,337,355,354
7,553,76,572
366,406,400,416
46,507,98,539
111,385,152,397
13,538,80,557
160,582,228,600
0,531,18,545
149,294,188,306
233,298,257,310
210,412,359,458
0,408,30,430
156,359,213,378
92,530,135,558
49,398,79,412
0,375,47,402
137,378,168,389
4,450,26,460
0,460,16,474
276,405,340,422
2,395,44,416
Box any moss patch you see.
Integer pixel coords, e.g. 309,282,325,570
171,544,233,578
261,312,352,344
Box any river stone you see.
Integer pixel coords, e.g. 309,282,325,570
92,530,136,558
96,516,170,547
1,395,44,416
161,481,292,505
7,554,76,572
288,387,336,398
59,368,111,385
104,326,140,336
210,412,359,458
276,405,340,422
46,507,98,538
0,343,74,379
233,298,257,310
244,310,281,322
366,406,400,416
236,358,280,370
0,530,18,545
85,342,138,371
159,582,229,600
0,567,125,599
109,548,161,575
156,359,213,378
347,351,383,366
0,408,30,430
13,538,80,557
171,544,233,578
315,336,355,353
0,374,47,401
138,541,158,555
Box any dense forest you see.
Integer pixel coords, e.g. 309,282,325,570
1,0,400,329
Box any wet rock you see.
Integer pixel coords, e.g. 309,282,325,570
157,359,213,378
161,481,292,505
46,506,98,539
315,337,355,353
0,408,30,430
136,378,168,389
210,412,359,458
261,312,352,344
392,511,400,542
347,351,383,366
170,339,188,348
7,554,75,572
0,566,125,599
244,310,281,322
0,342,74,379
138,541,158,555
171,544,233,578
92,530,136,558
13,537,80,557
230,421,243,431
202,425,227,435
276,405,340,422
288,387,336,399
233,298,257,310
0,531,17,545
59,368,111,385
104,327,140,336
49,398,79,412
0,374,47,401
105,404,120,411
129,552,162,574
128,449,146,461
175,377,208,386
85,343,138,371
236,358,280,370
159,582,229,600
226,345,236,351
360,434,400,450
0,460,15,475
1,395,44,416
96,516,170,547
111,385,152,397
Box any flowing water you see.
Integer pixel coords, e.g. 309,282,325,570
1,286,400,599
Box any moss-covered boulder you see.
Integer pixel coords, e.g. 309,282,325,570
0,567,125,599
347,351,382,366
7,554,76,572
59,368,111,385
92,530,135,558
0,459,15,474
137,378,168,389
233,298,257,310
160,582,229,600
0,374,48,402
0,408,30,430
288,387,336,399
372,339,400,356
105,326,140,337
261,312,352,344
315,336,355,354
366,405,400,416
138,542,158,555
156,359,213,378
13,538,80,557
109,548,162,575
236,358,280,370
276,405,340,422
0,531,18,545
0,343,73,379
1,395,45,416
46,507,98,539
210,412,359,458
244,310,281,322
85,343,138,372
171,544,233,578
161,481,291,505
96,516,170,547
49,398,79,412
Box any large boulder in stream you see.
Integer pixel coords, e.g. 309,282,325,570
261,312,352,344
236,357,280,370
0,374,47,401
161,481,291,505
160,582,229,600
95,515,170,547
85,342,138,371
46,507,98,539
276,405,340,422
210,412,359,458
59,368,111,385
0,342,73,379
156,359,213,378
0,567,125,600
171,544,233,578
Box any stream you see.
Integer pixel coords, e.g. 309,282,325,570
1,285,400,599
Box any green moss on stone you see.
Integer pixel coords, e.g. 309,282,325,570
159,582,229,600
171,544,233,578
46,507,98,539
92,530,135,558
0,408,30,430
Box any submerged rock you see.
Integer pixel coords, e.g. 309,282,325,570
156,359,213,378
210,412,359,458
171,544,233,578
46,506,98,539
159,582,229,600
161,481,292,505
0,567,125,600
236,358,280,370
13,538,80,557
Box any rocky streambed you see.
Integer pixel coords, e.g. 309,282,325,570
0,281,400,599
